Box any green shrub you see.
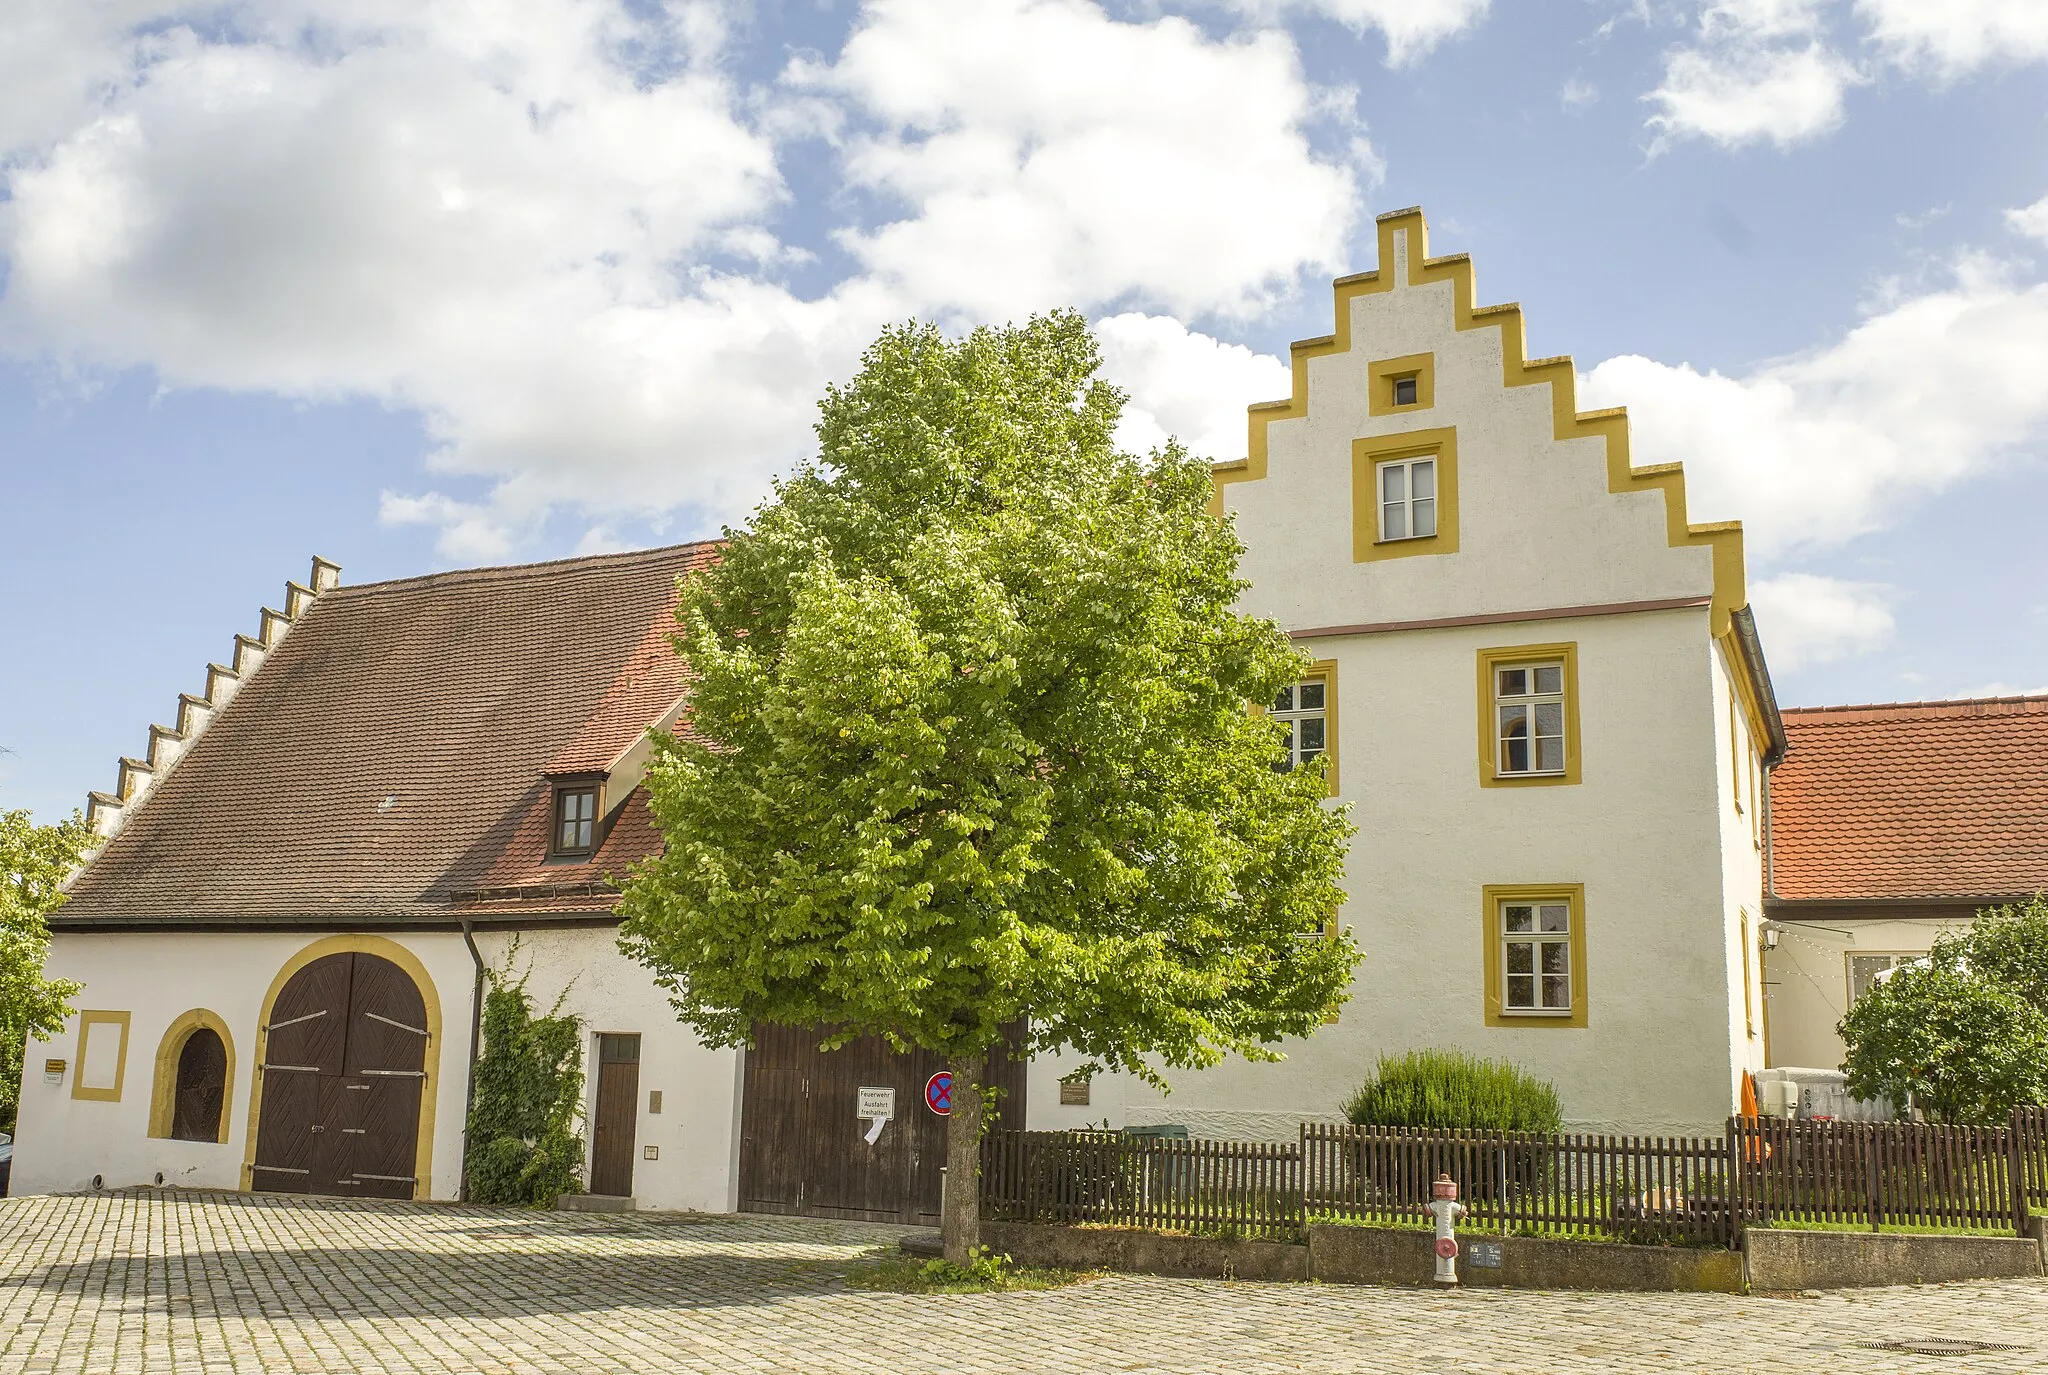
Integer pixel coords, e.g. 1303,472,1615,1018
1341,1048,1563,1134
464,946,587,1206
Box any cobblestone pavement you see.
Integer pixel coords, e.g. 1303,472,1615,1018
2,1192,2046,1375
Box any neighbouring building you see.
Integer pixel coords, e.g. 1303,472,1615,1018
1761,694,2048,1070
16,206,1789,1221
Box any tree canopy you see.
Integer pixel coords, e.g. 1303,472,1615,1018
617,312,1358,1255
1838,926,2048,1124
1,808,90,1132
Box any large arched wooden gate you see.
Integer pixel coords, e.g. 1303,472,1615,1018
252,952,429,1200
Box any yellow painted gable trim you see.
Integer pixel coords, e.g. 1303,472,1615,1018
1211,206,1748,644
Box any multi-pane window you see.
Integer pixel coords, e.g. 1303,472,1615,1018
554,785,597,855
1495,663,1566,775
1272,679,1327,772
1377,457,1437,541
1847,953,1915,1006
1502,899,1572,1013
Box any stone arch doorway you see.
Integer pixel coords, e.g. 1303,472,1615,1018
251,949,433,1200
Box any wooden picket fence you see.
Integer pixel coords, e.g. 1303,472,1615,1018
983,1111,2048,1248
981,1130,1304,1239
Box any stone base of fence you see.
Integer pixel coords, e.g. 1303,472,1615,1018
1741,1229,2044,1291
1307,1224,1743,1293
981,1220,1745,1292
982,1222,1308,1282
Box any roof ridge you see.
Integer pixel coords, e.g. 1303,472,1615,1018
1783,693,2048,719
331,539,722,598
77,555,343,862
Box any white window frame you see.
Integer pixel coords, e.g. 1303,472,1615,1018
1494,661,1567,777
1500,899,1573,1015
1846,952,1918,1007
1376,456,1437,543
1271,678,1328,773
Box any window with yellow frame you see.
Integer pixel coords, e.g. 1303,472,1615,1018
1352,429,1458,563
1481,884,1587,1028
1475,642,1581,787
1270,658,1338,795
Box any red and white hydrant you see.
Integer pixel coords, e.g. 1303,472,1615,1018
1429,1173,1467,1285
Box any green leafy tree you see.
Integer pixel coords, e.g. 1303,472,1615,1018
1,808,90,1132
1838,956,2048,1124
463,949,586,1206
1937,893,2048,1014
619,312,1358,1261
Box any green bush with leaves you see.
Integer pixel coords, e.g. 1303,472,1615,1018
1,808,91,1133
1937,893,2048,1014
464,953,586,1206
1838,954,2048,1124
1342,1048,1563,1134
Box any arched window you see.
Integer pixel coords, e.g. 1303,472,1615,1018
148,1011,236,1144
171,1029,228,1142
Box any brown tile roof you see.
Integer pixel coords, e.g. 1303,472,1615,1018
57,542,717,927
1770,694,2048,903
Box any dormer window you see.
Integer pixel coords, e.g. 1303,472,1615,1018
552,782,600,858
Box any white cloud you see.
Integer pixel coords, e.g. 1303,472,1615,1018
1581,252,2048,559
1561,78,1599,109
1093,313,1290,462
1748,573,1896,671
1218,0,1490,64
1646,0,1859,150
0,0,1365,558
1857,0,2048,76
792,0,1367,322
2009,194,2048,244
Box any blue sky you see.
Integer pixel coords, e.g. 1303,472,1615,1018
3,0,2046,824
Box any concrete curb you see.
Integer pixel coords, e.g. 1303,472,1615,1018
1742,1228,2044,1291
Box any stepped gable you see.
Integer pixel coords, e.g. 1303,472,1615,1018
82,556,341,851
1770,694,2048,903
56,541,718,927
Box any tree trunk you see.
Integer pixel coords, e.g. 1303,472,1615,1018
940,1050,985,1266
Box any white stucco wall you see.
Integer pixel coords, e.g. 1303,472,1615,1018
471,926,740,1212
13,930,475,1199
1763,916,1964,1071
13,924,740,1213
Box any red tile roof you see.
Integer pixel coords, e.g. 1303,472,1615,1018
58,542,716,927
1770,694,2048,902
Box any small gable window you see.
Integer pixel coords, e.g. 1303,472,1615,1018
1391,374,1419,407
553,784,599,857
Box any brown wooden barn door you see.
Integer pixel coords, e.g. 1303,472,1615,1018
342,954,430,1199
252,953,350,1194
738,1024,1029,1225
253,951,429,1200
589,1034,641,1198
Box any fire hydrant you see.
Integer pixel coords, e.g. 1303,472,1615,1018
1429,1174,1467,1285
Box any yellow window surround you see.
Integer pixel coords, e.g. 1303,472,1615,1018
1740,910,1756,1038
1352,427,1459,563
71,1009,132,1103
1481,883,1588,1029
148,1009,238,1144
1367,352,1435,416
1475,641,1581,788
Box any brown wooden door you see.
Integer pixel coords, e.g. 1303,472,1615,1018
252,952,428,1200
589,1033,641,1197
737,1025,1027,1225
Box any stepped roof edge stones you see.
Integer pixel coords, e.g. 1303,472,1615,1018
79,556,342,861
1210,205,1775,755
